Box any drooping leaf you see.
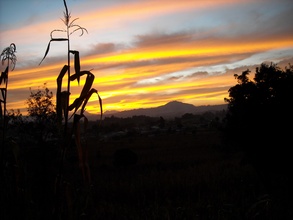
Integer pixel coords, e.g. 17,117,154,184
68,71,94,117
69,18,79,28
98,93,103,121
69,25,88,37
39,38,68,65
80,88,97,115
57,65,69,89
70,71,94,95
69,70,90,81
0,88,6,100
68,96,83,114
0,67,8,85
80,72,94,97
69,50,80,83
68,87,97,120
50,29,67,39
56,65,69,122
79,88,103,122
39,41,51,66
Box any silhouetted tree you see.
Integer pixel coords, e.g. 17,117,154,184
26,84,58,143
224,62,293,148
224,62,293,210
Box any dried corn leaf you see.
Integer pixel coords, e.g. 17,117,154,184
80,88,103,121
71,50,80,84
98,93,103,121
80,72,94,97
56,65,69,122
68,96,83,113
70,70,88,81
39,38,68,65
1,88,5,100
80,88,97,115
68,71,94,116
57,65,68,90
0,67,8,85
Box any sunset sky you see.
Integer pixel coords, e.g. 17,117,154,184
1,0,293,116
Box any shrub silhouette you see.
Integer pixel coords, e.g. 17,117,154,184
26,84,57,143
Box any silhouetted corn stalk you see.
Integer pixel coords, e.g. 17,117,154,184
39,0,102,217
0,43,17,219
0,43,16,159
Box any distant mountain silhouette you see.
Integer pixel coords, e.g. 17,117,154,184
96,101,227,119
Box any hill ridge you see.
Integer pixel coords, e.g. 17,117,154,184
99,101,227,119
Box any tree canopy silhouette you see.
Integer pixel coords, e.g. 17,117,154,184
224,62,293,146
224,62,293,195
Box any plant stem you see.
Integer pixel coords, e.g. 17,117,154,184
4,59,9,130
1,55,9,194
64,20,70,136
2,59,9,146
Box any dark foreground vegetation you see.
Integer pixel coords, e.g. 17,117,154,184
0,125,276,219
